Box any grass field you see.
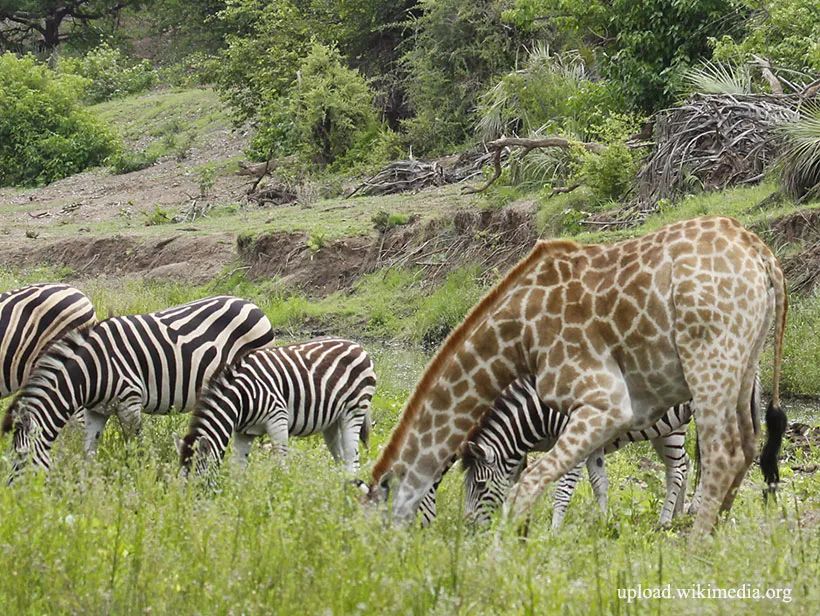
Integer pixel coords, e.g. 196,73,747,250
0,274,817,614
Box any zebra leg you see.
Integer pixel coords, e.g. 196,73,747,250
650,427,689,525
264,415,289,459
338,415,366,474
551,461,584,529
232,432,255,468
115,401,143,440
83,408,111,456
585,448,609,515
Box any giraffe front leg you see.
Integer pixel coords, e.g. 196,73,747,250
505,399,633,524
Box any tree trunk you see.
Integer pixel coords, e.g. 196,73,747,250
42,14,63,51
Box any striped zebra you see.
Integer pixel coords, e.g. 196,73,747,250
177,338,376,475
1,283,96,398
415,375,697,527
3,296,274,474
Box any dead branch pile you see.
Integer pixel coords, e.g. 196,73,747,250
347,148,505,198
636,93,800,206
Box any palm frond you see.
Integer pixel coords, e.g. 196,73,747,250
778,105,820,201
683,61,752,95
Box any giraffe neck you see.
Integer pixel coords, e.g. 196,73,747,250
369,239,579,489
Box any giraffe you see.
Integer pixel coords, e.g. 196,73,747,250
362,216,787,536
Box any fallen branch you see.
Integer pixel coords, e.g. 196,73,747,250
462,136,605,194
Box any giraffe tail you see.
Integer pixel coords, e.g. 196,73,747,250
760,255,788,498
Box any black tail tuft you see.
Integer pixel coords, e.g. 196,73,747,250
760,400,787,499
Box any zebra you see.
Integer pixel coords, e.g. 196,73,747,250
3,295,274,475
177,338,376,476
1,283,96,398
414,375,699,528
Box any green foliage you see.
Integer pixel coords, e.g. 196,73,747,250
711,0,820,75
59,43,157,103
506,0,749,112
411,266,484,347
372,211,411,233
250,43,393,171
0,52,120,187
682,60,753,95
477,46,626,142
401,0,532,154
109,149,158,174
306,231,327,253
195,163,217,197
776,106,820,202
211,0,325,123
765,294,820,397
143,206,173,226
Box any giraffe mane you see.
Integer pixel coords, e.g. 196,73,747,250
369,238,580,486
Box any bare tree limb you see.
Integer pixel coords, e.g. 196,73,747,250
462,136,605,194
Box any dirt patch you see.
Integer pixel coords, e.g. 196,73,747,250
237,200,540,296
238,231,371,295
769,209,820,245
0,234,235,284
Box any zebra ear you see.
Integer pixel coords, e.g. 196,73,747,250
173,433,183,457
195,435,212,456
467,441,494,464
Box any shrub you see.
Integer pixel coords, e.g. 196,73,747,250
477,46,626,142
251,43,394,171
401,0,532,154
0,53,120,187
711,0,820,76
60,43,157,103
109,150,159,175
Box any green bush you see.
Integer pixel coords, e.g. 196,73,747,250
711,0,820,76
250,43,395,171
60,43,157,103
0,53,120,187
477,46,626,142
109,150,159,174
401,0,532,154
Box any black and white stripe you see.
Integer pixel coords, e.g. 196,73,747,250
0,283,96,398
178,338,377,475
418,375,693,526
4,296,274,473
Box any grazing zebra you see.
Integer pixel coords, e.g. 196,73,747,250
414,375,696,527
177,338,376,476
3,296,274,474
1,283,96,398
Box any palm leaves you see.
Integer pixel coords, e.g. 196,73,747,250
683,61,752,95
778,105,820,201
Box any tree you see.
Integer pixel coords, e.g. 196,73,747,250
0,0,140,53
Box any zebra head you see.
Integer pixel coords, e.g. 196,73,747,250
461,440,513,525
175,433,219,479
2,398,50,481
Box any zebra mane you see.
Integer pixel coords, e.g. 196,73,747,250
198,345,262,405
1,323,97,433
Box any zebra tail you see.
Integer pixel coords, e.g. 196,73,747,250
359,411,372,449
